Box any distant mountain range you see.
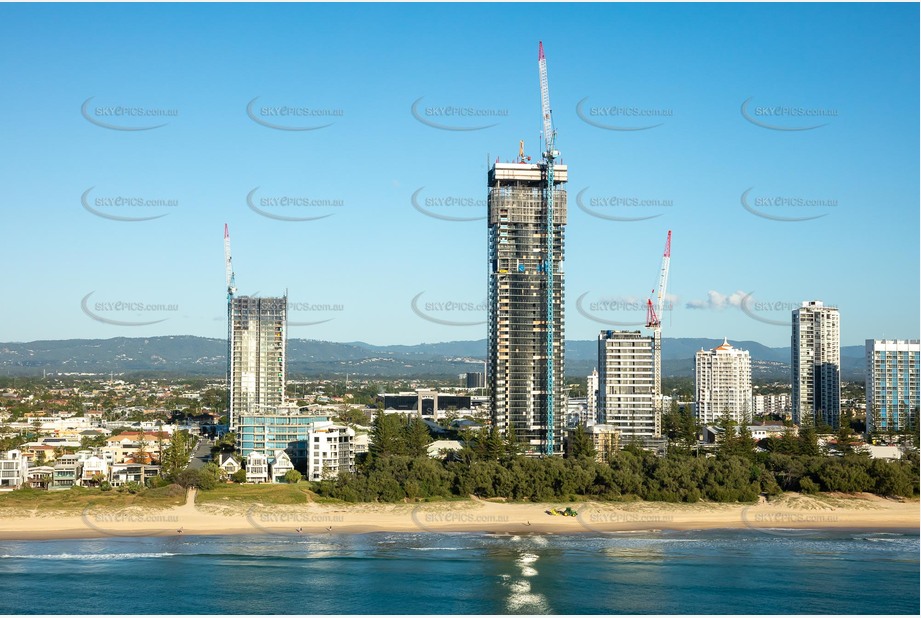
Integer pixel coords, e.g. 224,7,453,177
0,336,868,382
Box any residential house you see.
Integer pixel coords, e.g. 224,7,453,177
52,455,81,489
27,465,54,489
104,432,171,464
216,453,241,477
270,450,295,483
245,451,270,484
0,450,28,489
80,455,109,487
110,464,161,487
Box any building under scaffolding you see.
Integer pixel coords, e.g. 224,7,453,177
487,162,567,455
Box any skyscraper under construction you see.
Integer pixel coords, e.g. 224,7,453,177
488,42,567,456
487,161,567,455
228,295,287,430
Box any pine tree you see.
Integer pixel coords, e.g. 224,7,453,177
404,416,432,458
370,413,406,458
567,425,596,460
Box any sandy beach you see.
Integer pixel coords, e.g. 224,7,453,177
0,491,917,540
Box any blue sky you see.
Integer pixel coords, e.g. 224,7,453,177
0,2,917,348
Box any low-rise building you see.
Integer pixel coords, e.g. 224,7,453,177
216,453,241,477
353,431,370,458
856,444,902,460
306,423,355,482
747,423,798,441
79,455,109,487
0,450,28,489
104,432,171,464
52,455,81,489
27,465,54,489
427,440,464,458
245,451,270,484
376,390,478,420
110,464,161,487
585,424,620,463
270,450,295,483
236,411,329,465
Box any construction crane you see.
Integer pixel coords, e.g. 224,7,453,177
645,230,672,435
224,224,237,300
538,41,559,456
224,224,237,429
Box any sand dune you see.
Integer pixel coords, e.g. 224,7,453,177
0,491,917,540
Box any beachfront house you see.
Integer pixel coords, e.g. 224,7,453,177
0,449,28,489
245,451,270,484
270,450,294,483
79,455,109,487
216,453,241,477
52,455,81,489
110,463,161,487
27,465,55,490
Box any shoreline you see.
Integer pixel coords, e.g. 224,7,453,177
1,492,917,541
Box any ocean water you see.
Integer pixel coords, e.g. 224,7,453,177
0,529,917,614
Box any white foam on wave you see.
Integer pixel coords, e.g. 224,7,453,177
516,552,539,565
0,552,175,561
505,578,550,613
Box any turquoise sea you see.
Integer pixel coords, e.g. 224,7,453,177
0,529,918,614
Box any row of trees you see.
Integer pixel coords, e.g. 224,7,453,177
312,413,919,503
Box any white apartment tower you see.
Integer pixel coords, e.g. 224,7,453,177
792,300,841,428
307,422,356,481
597,330,658,442
865,339,920,437
229,295,287,430
587,368,599,424
695,339,753,425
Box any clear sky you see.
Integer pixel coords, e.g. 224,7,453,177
0,2,917,348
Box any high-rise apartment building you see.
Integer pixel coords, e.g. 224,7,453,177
487,162,567,455
597,330,658,442
229,295,287,429
865,339,920,437
694,339,753,425
587,368,599,423
753,393,791,418
792,300,841,428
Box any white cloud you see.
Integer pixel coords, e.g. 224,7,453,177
685,290,747,310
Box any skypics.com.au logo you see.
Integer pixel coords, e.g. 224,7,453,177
741,97,838,131
288,301,344,327
410,505,509,533
247,188,343,222
575,292,659,327
245,506,346,536
81,97,177,131
576,97,673,131
81,292,178,327
81,187,178,222
575,188,672,222
246,97,343,131
741,188,836,222
411,97,507,131
82,505,181,537
576,506,675,534
411,188,486,222
411,292,486,327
